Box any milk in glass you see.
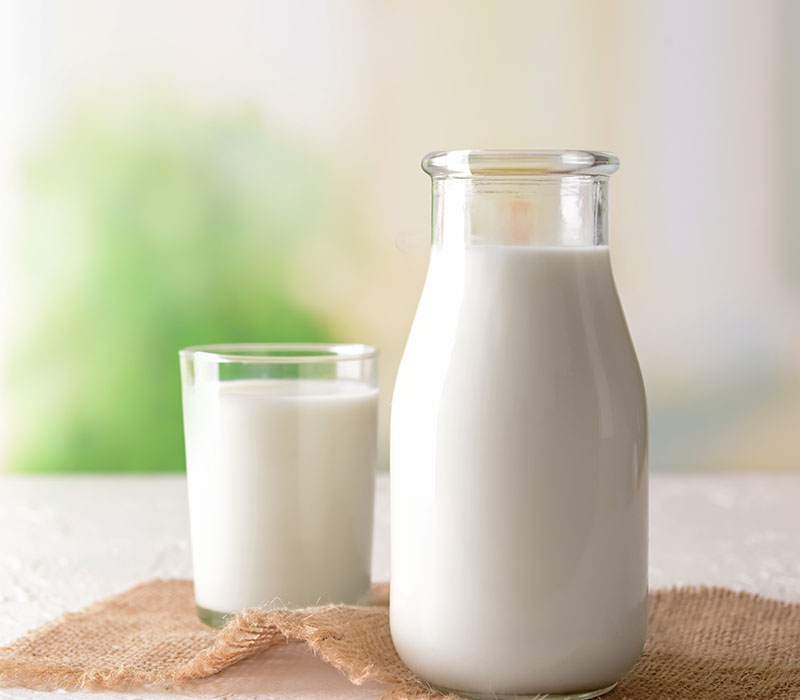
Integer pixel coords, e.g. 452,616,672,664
183,370,377,617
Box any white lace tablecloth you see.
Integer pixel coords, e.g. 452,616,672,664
0,473,798,700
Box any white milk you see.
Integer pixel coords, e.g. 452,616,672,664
184,378,377,614
391,245,648,696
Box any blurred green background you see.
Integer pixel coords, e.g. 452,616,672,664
1,0,799,473
11,101,335,471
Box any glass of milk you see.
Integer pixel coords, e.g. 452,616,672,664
179,343,378,626
391,151,648,699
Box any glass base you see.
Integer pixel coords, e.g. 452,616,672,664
430,681,617,700
196,588,374,627
197,605,236,628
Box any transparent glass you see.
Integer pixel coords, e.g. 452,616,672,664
390,151,647,700
180,343,378,626
425,149,618,249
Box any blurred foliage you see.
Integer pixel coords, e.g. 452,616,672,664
7,98,334,472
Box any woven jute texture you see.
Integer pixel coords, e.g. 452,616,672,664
0,580,798,699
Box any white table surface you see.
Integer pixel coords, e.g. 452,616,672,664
0,473,798,700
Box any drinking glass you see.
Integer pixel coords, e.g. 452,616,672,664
179,343,378,626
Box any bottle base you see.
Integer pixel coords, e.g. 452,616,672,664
430,681,617,700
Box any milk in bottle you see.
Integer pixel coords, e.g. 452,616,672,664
390,151,647,700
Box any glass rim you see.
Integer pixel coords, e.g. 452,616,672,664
179,343,378,364
421,149,620,179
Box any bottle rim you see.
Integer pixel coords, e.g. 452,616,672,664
422,150,619,179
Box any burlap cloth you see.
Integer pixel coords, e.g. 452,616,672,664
0,581,798,699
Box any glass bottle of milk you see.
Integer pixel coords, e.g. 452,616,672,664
390,151,647,700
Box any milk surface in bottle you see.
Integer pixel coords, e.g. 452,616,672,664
390,151,647,700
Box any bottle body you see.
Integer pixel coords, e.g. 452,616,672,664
390,151,647,698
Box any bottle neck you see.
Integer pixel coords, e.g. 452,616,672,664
431,176,610,250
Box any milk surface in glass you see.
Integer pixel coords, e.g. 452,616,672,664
390,151,647,700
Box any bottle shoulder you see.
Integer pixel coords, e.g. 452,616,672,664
393,245,645,417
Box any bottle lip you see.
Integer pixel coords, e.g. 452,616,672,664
421,150,620,179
